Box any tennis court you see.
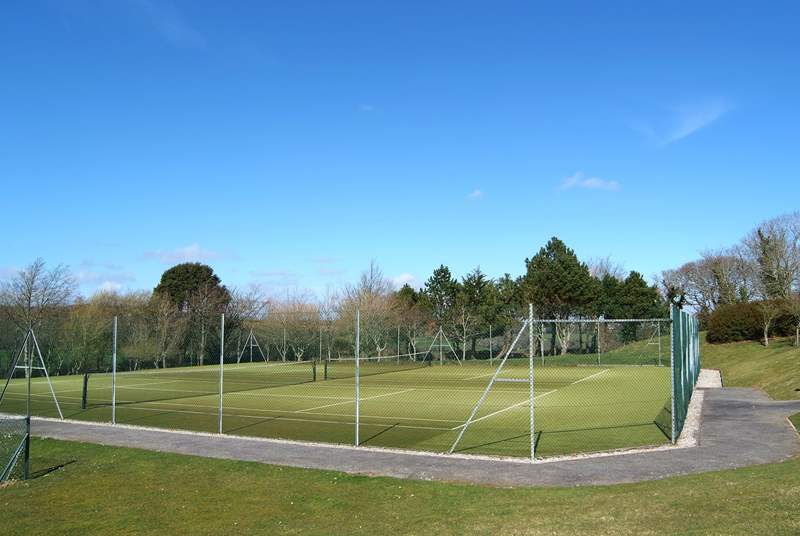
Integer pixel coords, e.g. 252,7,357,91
0,357,672,458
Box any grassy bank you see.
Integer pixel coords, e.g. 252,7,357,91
701,336,800,400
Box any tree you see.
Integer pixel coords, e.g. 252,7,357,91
340,261,394,357
616,271,665,342
756,300,780,347
393,284,428,355
597,274,623,318
0,258,75,331
154,263,230,366
421,265,458,327
618,272,664,319
739,213,800,301
660,248,755,318
450,268,494,359
153,263,229,310
521,238,596,354
151,293,182,368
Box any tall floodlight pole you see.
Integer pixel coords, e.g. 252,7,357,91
529,304,535,461
112,316,118,425
218,314,225,434
354,307,360,446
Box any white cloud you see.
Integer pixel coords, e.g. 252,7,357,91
633,98,730,146
75,270,135,285
391,273,419,290
560,172,620,192
665,99,729,144
467,189,484,200
98,281,123,293
144,243,221,264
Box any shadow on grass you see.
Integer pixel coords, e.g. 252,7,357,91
454,432,532,454
30,459,76,479
358,423,399,446
224,416,281,435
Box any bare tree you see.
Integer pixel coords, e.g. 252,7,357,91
341,261,394,357
588,257,626,281
151,293,183,368
0,258,76,331
756,300,780,347
186,282,228,366
318,286,341,361
743,213,800,300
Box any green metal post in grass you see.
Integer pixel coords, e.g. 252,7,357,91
529,304,535,461
355,307,360,446
218,314,224,434
112,316,117,425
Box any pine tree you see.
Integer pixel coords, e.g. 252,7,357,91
421,265,458,326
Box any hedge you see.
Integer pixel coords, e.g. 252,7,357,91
706,301,794,344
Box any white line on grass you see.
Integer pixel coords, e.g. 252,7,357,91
298,389,416,412
451,369,611,430
462,372,494,381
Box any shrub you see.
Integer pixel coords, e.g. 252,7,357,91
706,301,793,344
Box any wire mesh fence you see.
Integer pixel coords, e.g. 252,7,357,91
0,306,700,460
0,415,27,482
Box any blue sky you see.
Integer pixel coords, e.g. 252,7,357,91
1,1,799,297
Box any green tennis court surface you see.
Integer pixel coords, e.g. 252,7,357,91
0,358,671,458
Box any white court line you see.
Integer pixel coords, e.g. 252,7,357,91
451,369,611,430
450,390,557,430
3,391,464,425
565,368,609,386
463,372,494,381
299,389,416,412
109,402,454,432
4,392,455,430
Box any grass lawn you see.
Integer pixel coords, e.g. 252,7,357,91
1,437,799,535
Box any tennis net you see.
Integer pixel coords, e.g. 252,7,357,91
87,360,317,406
324,351,432,381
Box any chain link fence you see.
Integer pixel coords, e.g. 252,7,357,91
0,306,700,460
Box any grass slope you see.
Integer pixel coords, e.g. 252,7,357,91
701,336,800,400
1,437,799,535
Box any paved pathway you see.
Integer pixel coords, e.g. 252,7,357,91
30,386,800,487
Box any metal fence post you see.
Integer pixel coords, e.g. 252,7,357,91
670,305,677,443
596,319,601,366
529,304,535,461
112,316,117,425
218,313,225,434
355,306,360,446
488,324,493,363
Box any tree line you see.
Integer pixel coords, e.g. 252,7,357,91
1,236,665,374
661,211,800,346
